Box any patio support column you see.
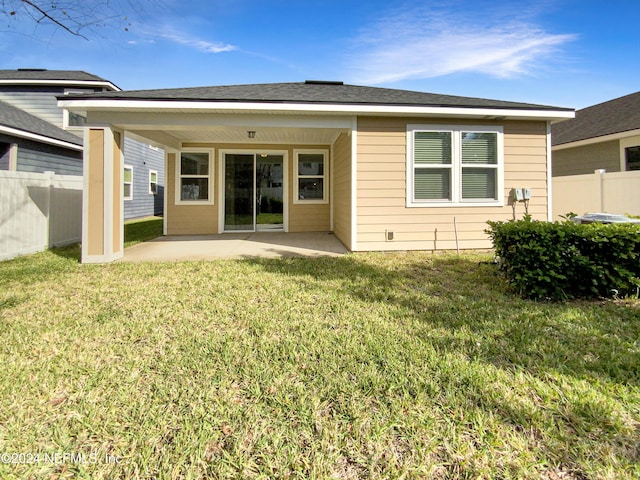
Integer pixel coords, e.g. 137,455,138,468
81,126,124,263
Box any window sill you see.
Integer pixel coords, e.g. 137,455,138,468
293,200,328,205
407,200,504,208
175,200,215,206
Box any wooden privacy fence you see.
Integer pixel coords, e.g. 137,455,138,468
0,171,82,261
552,170,640,220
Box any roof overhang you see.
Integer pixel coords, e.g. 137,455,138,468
0,124,83,151
553,128,640,150
58,98,575,122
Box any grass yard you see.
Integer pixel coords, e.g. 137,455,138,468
124,216,164,248
0,234,638,478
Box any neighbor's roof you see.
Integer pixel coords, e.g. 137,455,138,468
0,69,120,90
61,81,573,112
0,99,83,149
552,91,640,146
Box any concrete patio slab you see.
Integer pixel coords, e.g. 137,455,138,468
120,232,348,262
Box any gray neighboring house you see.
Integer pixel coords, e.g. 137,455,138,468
551,91,640,176
0,69,164,219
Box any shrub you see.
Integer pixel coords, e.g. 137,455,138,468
486,219,640,300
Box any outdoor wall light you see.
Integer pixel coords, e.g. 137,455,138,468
247,131,256,138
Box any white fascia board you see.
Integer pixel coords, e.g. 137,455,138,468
552,128,640,151
58,99,575,121
1,79,120,91
0,125,83,151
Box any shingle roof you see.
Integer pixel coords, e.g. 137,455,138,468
0,69,109,82
62,81,572,111
551,91,640,146
0,99,83,147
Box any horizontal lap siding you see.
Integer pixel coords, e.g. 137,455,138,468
0,88,66,128
17,142,82,176
355,117,549,251
552,140,621,176
123,137,165,220
332,132,352,248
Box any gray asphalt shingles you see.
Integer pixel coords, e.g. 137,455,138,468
62,81,571,111
0,99,82,146
552,91,640,145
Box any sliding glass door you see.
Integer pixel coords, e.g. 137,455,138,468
224,153,284,232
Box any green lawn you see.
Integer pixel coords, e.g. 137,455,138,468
0,233,638,478
124,216,164,248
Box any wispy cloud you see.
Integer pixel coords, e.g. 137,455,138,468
348,2,577,84
157,30,237,53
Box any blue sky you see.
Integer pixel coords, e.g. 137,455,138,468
0,0,637,109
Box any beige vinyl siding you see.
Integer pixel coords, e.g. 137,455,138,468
87,129,105,255
332,132,352,249
355,117,549,251
552,140,621,176
166,152,217,235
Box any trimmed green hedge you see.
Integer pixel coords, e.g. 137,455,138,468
486,219,640,300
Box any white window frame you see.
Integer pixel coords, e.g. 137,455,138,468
123,165,133,201
149,169,158,195
293,149,329,204
175,149,214,205
406,124,504,207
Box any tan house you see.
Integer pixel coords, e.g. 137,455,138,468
58,81,573,263
551,91,640,176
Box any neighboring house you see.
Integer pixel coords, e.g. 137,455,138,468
58,81,574,263
0,98,83,172
551,91,640,176
0,69,164,219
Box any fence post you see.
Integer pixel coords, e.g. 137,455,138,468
594,169,606,212
43,171,56,248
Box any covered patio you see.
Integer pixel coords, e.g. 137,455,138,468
120,231,348,262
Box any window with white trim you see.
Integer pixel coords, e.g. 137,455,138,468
123,165,133,200
149,170,158,194
294,149,328,203
407,125,503,206
177,151,212,203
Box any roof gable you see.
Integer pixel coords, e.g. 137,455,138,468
551,91,640,146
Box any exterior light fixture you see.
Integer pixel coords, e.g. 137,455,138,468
247,131,256,139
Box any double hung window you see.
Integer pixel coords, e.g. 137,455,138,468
294,149,328,203
408,125,503,206
123,165,133,200
177,151,212,203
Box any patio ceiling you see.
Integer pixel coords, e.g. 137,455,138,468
126,125,345,148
